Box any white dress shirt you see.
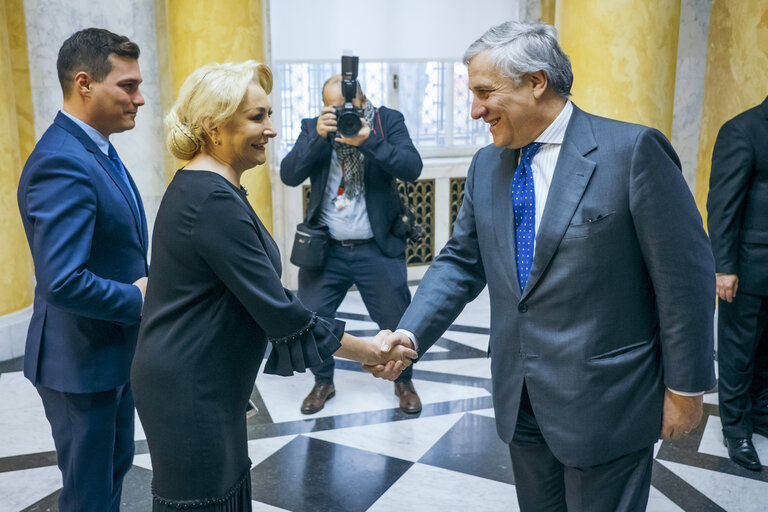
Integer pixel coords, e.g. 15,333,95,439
319,150,375,241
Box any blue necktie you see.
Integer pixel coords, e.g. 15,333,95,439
512,142,542,291
108,143,139,214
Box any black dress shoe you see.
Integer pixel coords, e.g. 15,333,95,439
723,437,762,471
394,380,422,414
300,382,335,414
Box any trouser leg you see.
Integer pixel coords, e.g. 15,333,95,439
38,384,134,512
749,298,768,429
718,293,768,438
508,385,566,512
299,247,354,383
563,446,653,512
351,243,413,382
509,384,653,512
111,384,135,510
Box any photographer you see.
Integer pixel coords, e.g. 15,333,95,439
280,69,423,414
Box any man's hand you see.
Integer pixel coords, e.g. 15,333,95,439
133,276,148,297
336,119,371,147
316,106,338,139
660,389,703,440
363,330,416,381
716,273,738,303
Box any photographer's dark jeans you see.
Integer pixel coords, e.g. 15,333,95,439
298,241,413,383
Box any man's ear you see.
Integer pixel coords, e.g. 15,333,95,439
528,70,549,99
73,71,92,98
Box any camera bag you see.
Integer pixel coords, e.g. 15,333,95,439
290,222,331,269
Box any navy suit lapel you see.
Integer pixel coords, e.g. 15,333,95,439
124,170,149,251
492,147,522,299
522,106,597,300
54,113,147,250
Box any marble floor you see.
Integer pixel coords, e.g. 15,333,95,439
1,286,767,511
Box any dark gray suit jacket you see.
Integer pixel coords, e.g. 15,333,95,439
399,105,716,466
707,96,768,295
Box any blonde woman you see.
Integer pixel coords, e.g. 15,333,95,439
131,61,416,510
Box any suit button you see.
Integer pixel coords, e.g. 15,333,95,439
518,303,528,313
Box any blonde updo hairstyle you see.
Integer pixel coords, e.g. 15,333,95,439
165,60,273,160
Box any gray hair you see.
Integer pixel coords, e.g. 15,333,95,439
463,21,573,98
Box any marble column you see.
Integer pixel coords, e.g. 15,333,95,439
556,0,681,139
159,0,274,233
694,0,768,223
671,0,713,191
0,0,35,360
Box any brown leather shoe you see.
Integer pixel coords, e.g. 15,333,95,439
394,381,422,414
301,382,335,414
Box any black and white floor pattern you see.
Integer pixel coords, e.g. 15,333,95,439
1,286,767,511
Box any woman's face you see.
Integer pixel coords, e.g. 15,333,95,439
216,82,276,172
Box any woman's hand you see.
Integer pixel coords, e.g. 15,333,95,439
334,331,417,370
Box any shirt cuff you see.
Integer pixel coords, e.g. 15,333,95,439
395,328,419,352
667,388,705,396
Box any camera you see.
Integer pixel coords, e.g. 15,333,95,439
391,206,425,243
329,55,364,140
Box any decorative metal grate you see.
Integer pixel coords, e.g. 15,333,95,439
397,179,434,266
300,180,434,266
449,177,466,237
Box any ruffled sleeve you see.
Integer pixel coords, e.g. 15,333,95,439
263,314,344,376
193,187,345,375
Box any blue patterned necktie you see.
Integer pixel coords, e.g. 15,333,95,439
108,143,139,214
512,142,543,291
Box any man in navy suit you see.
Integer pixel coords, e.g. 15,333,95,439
370,21,715,511
281,75,423,414
17,28,148,511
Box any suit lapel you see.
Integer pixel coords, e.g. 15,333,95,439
491,147,522,299
124,170,149,250
522,106,597,300
54,113,147,250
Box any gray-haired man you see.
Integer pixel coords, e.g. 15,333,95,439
370,21,715,511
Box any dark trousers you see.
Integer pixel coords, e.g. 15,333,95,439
508,385,653,512
298,240,412,383
751,326,768,429
37,383,135,512
718,292,768,438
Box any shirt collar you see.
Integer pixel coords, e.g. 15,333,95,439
534,100,573,146
60,110,110,155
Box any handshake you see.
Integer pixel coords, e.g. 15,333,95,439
360,330,417,381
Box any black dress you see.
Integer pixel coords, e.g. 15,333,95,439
131,170,343,510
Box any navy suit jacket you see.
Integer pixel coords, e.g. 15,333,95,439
707,96,768,295
398,105,716,466
17,112,148,393
280,106,422,257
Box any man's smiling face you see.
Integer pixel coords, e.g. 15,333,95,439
468,50,539,150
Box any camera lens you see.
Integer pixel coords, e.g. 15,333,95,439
337,111,362,137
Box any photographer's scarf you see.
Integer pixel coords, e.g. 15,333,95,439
332,101,376,199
